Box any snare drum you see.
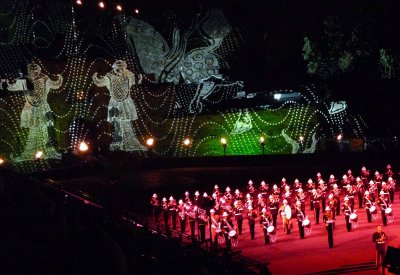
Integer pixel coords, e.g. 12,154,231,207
369,206,377,214
229,230,237,238
385,207,393,216
215,228,222,233
267,225,275,234
350,213,358,222
302,218,311,228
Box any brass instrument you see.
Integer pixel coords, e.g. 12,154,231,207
197,208,208,223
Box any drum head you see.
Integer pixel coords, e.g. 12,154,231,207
385,208,392,215
267,225,275,233
285,205,292,219
350,213,357,220
229,230,237,237
302,219,310,226
369,206,376,213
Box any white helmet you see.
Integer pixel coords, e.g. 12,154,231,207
226,187,231,192
210,209,215,214
262,207,267,212
356,177,361,182
273,184,278,189
169,196,174,201
296,201,301,205
214,185,219,189
319,179,324,184
317,172,321,177
248,180,253,185
330,175,335,179
222,212,229,217
380,191,385,195
347,169,352,174
203,192,208,197
325,206,331,211
282,177,286,182
152,193,157,198
185,191,189,196
261,181,266,186
246,193,251,199
298,188,303,193
308,179,313,184
294,179,299,183
235,189,240,194
283,199,288,204
162,197,167,202
388,177,393,181
364,191,369,195
178,199,183,204
342,175,347,179
333,184,338,189
195,191,200,196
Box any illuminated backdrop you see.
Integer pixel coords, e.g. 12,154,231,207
0,0,367,171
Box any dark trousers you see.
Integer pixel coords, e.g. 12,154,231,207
153,208,160,223
375,245,385,267
189,220,196,237
236,217,243,235
272,212,278,229
180,218,186,233
358,193,363,208
163,212,169,228
314,208,320,224
199,224,206,241
336,200,341,216
169,211,176,229
224,233,231,250
249,223,255,240
298,221,304,239
326,223,334,248
381,211,387,226
389,190,394,203
345,215,351,232
366,209,372,223
263,228,270,244
310,197,314,210
321,198,326,213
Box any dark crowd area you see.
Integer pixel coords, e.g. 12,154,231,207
0,168,269,275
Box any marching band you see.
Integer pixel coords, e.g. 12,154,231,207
150,164,397,249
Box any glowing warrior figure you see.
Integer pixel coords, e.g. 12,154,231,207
12,63,62,161
92,60,146,151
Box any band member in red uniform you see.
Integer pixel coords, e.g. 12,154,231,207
360,166,370,186
378,191,389,226
221,212,233,250
372,225,388,269
193,191,201,206
347,169,355,184
247,180,256,198
259,180,269,198
295,201,305,239
162,197,170,229
184,191,191,205
327,193,337,220
318,179,327,212
168,196,177,229
268,195,279,229
244,193,254,210
280,178,288,191
374,171,383,194
150,193,160,223
279,199,292,234
328,175,337,189
177,199,187,233
368,180,377,202
247,205,257,240
187,205,197,237
311,189,321,224
344,184,355,211
282,185,293,206
210,209,220,247
233,200,244,235
342,197,352,232
387,177,396,203
212,185,220,200
332,184,341,216
224,186,233,204
234,189,243,202
385,164,394,180
260,208,272,244
364,191,374,223
257,193,267,213
197,209,208,241
272,184,280,197
293,179,302,193
306,179,315,210
323,206,335,248
295,188,306,213
356,177,364,208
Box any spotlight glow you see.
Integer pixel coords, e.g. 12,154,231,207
299,136,304,142
0,158,4,165
79,141,89,152
134,9,139,14
76,0,82,5
116,5,122,11
98,1,105,8
220,137,227,146
337,134,343,141
259,136,265,144
35,151,43,160
146,138,155,147
183,138,191,146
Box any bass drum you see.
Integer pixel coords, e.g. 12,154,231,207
385,207,394,224
350,213,358,229
302,218,311,228
267,225,276,234
285,205,292,219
